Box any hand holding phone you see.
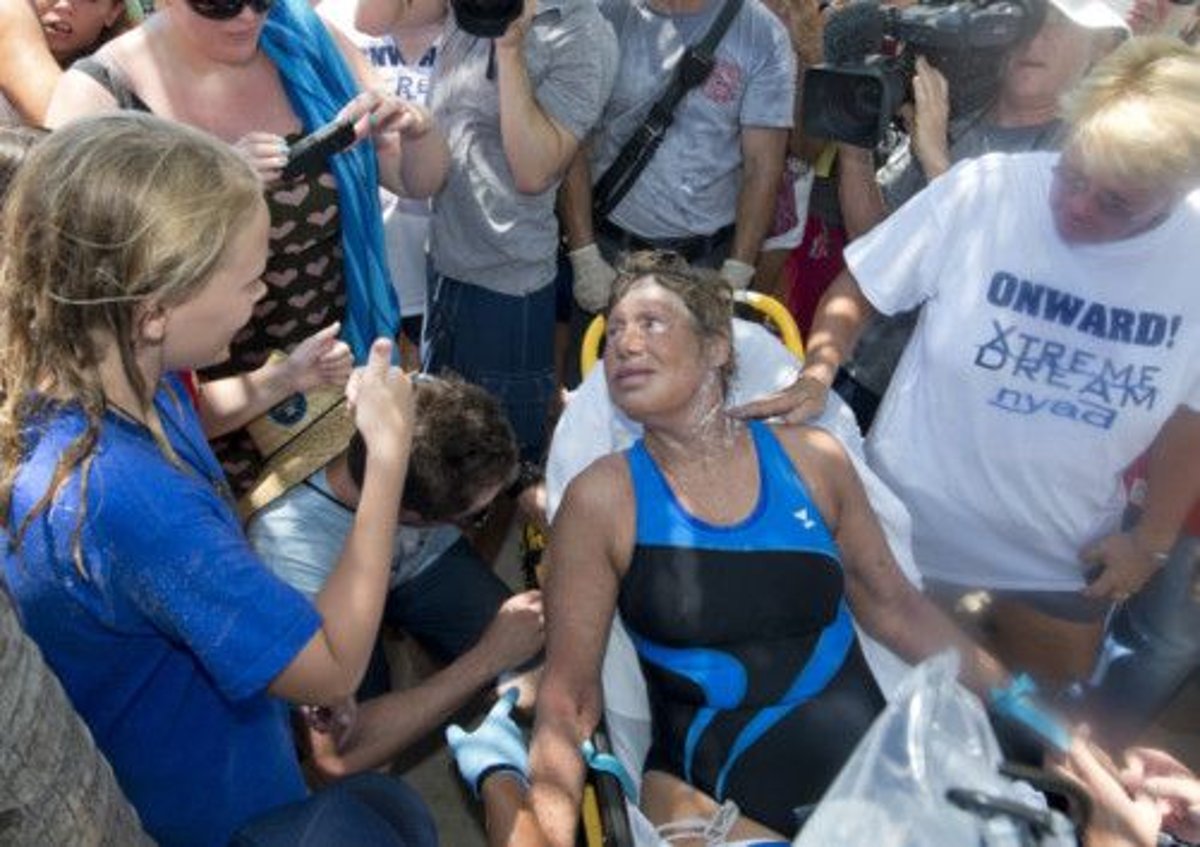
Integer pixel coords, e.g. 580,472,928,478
281,118,357,181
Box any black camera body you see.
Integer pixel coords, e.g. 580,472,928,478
802,0,1045,148
451,0,524,38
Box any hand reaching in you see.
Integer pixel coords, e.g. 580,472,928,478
282,322,353,395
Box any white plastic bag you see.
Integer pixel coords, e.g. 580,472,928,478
793,652,1075,847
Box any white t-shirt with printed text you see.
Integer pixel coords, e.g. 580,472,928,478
850,152,1200,592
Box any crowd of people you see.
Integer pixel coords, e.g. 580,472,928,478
1,0,1199,844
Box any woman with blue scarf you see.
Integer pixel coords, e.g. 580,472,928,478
46,0,449,494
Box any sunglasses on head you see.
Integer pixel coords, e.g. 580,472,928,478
186,0,273,20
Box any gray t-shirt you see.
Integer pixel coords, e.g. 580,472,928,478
246,470,461,600
591,0,795,240
845,115,1063,397
428,0,618,295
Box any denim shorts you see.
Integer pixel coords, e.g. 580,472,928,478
422,268,556,460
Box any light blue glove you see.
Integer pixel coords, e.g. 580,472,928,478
445,688,529,797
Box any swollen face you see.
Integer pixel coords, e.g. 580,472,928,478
603,279,714,423
36,0,124,63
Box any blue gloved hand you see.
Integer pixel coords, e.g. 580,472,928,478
446,688,529,797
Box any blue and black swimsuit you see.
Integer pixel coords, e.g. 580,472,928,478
618,420,884,836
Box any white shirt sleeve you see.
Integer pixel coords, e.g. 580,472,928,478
844,157,972,317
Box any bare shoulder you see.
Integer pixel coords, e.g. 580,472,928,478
93,20,150,69
559,452,632,514
766,422,855,528
769,422,853,477
554,452,635,575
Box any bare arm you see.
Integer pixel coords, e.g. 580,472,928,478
198,323,351,438
836,144,888,239
558,144,597,250
528,458,630,847
480,774,554,847
268,341,412,704
724,269,876,423
0,0,62,125
804,267,876,385
354,0,403,37
837,57,950,240
1129,407,1200,561
45,66,120,127
779,426,1010,696
308,591,544,777
199,365,304,439
730,125,788,266
325,18,449,198
1082,406,1200,601
494,2,580,195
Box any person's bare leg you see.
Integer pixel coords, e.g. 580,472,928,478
926,587,1104,689
640,770,785,846
985,597,1105,690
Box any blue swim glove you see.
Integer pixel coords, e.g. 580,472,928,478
445,688,529,797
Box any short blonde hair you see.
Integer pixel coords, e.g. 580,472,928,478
1062,35,1200,191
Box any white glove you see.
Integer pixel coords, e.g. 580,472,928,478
569,243,618,313
720,258,755,290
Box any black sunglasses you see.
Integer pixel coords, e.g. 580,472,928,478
186,0,273,20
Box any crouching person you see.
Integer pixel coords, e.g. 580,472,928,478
244,374,545,778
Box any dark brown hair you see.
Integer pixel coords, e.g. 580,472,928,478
347,375,517,520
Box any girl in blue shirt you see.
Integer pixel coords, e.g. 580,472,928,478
0,112,433,847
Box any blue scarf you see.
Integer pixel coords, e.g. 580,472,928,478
260,0,399,361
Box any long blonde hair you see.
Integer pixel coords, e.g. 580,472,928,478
0,113,262,567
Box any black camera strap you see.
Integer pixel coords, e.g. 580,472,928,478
591,0,744,221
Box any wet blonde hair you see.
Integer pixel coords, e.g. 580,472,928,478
0,113,262,567
1062,35,1200,192
609,250,737,394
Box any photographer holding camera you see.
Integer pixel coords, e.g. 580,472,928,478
365,0,619,467
833,0,1128,429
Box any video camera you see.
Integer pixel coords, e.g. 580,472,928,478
802,0,1046,148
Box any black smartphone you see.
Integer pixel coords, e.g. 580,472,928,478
281,119,357,180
